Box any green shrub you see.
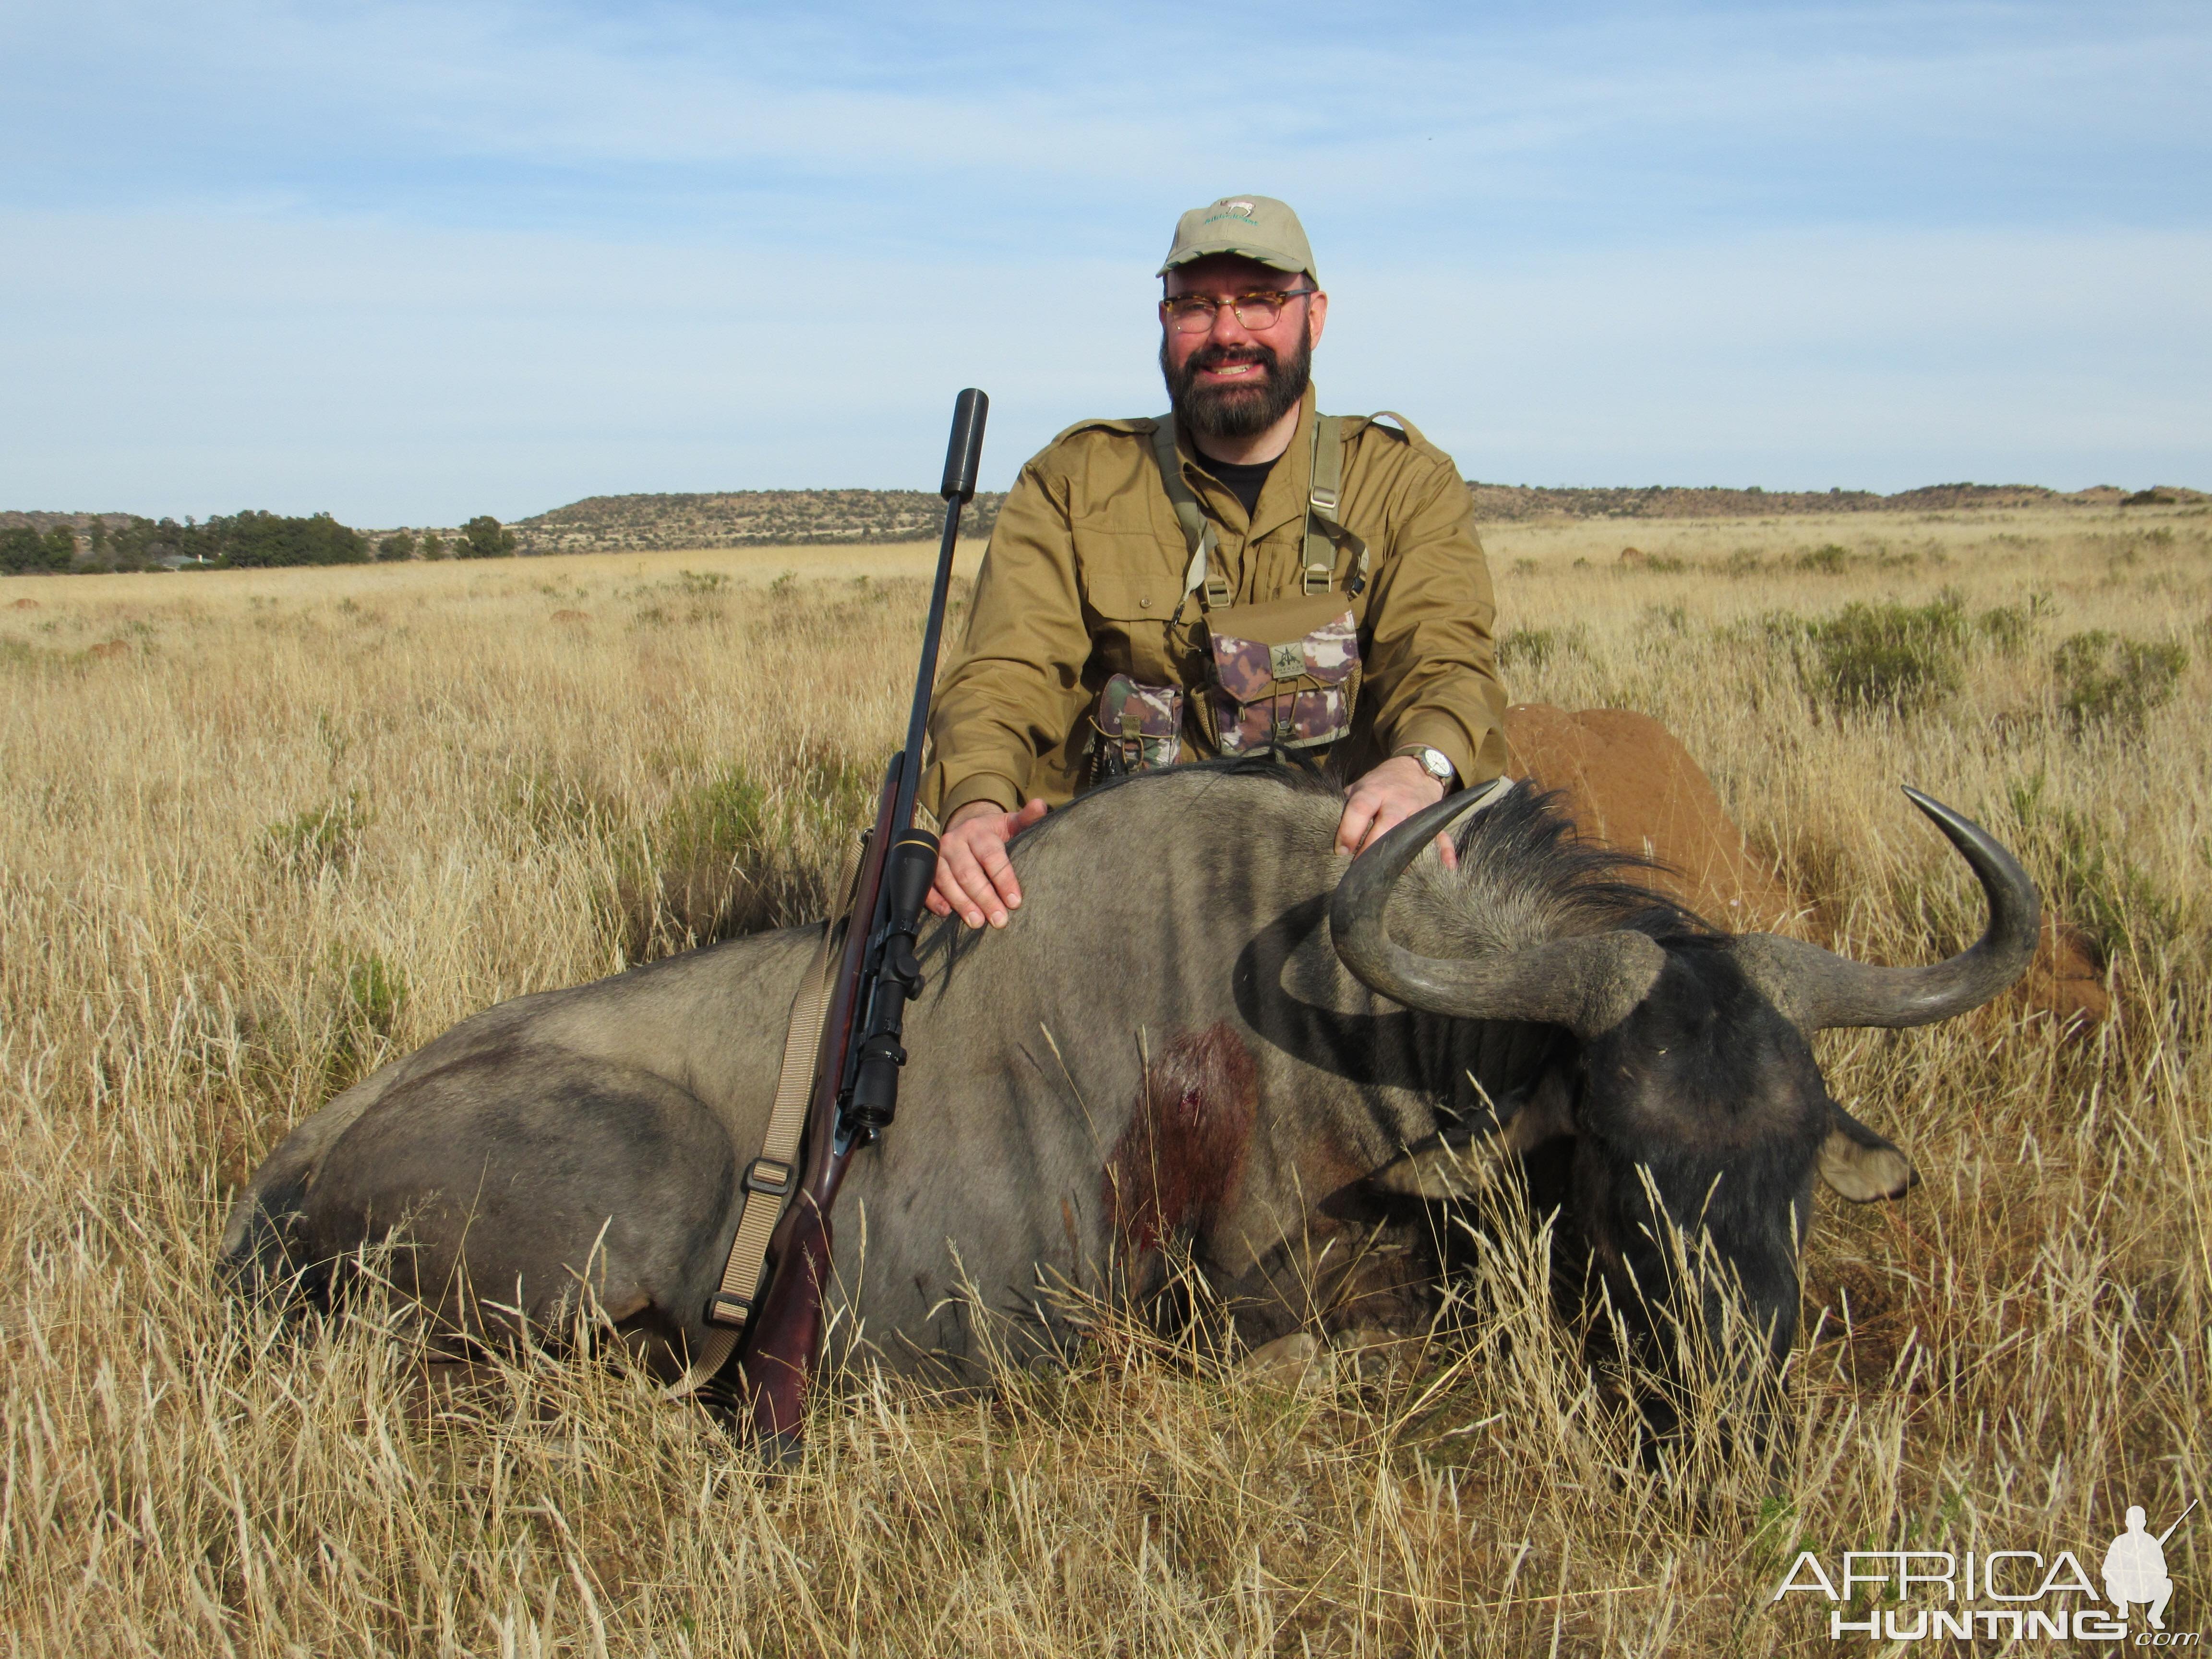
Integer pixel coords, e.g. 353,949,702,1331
621,764,775,956
2052,631,2188,729
503,762,621,844
1795,543,1851,575
1966,588,2051,657
1976,606,2031,654
2008,773,2183,952
665,765,768,864
319,947,409,1089
263,795,370,874
1799,592,1967,713
344,950,407,1037
790,745,878,843
210,510,368,567
614,750,880,961
1495,628,1584,672
458,516,517,559
376,530,416,563
1,525,78,573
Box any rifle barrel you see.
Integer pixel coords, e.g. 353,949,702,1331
889,388,986,837
2157,1499,2197,1546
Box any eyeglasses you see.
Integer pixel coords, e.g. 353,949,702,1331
1160,288,1316,334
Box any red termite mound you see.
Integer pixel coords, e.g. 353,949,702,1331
1500,704,2109,1031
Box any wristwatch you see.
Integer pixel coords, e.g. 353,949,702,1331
1395,745,1458,789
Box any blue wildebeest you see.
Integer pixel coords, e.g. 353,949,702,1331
222,762,2035,1398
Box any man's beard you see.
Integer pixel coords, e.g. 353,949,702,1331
1161,331,1312,443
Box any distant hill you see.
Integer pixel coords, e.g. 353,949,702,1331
1459,481,2205,522
11,481,2201,570
512,481,2201,552
515,490,1003,554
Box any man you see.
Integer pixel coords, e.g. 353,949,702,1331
922,194,1508,929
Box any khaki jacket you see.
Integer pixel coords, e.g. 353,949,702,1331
920,385,1508,820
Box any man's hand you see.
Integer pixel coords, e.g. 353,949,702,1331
1335,754,1458,869
928,798,1049,928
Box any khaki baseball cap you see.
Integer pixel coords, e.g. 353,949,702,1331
1158,195,1317,283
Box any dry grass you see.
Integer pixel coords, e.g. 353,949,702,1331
1,505,2206,1655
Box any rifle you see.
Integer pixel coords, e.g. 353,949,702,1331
2157,1500,2197,1547
733,388,989,1459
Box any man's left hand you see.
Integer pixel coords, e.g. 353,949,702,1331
1335,754,1458,869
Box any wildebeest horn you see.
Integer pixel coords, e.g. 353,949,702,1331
1329,784,1665,1037
1734,787,2040,1031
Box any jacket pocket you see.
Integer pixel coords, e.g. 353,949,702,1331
1075,533,1183,682
1200,597,1361,756
1091,674,1185,779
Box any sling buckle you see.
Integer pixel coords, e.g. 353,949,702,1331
706,1291,754,1329
743,1157,793,1198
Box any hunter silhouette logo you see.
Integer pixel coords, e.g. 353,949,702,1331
1772,1501,2197,1643
2106,1503,2193,1632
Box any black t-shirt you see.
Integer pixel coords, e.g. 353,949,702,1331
1204,455,1277,518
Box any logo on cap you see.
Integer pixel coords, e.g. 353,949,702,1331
1224,200,1256,217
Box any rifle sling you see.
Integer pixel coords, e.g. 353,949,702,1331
668,839,862,1398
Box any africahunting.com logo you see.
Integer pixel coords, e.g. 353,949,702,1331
1774,1503,2196,1644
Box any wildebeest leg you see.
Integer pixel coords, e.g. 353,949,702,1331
295,1049,739,1381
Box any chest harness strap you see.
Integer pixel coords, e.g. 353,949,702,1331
1148,413,1371,624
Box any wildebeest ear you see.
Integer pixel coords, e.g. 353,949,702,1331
1818,1104,1918,1202
1369,1071,1574,1201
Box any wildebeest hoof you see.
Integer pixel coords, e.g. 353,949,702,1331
1239,1331,1327,1390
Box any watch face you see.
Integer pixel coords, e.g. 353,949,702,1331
1399,745,1453,783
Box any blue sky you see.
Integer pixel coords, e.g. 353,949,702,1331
2,0,2207,523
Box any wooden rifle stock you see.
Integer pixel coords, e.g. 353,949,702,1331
733,388,988,1457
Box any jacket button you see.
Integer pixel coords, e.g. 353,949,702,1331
1139,595,1152,608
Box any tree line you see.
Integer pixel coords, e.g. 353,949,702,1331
0,512,518,575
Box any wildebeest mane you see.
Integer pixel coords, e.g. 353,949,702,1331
1446,779,1713,946
1011,757,1709,950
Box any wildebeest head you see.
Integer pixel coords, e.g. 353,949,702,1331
1332,783,2037,1391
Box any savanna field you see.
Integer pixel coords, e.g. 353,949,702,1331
0,505,2205,1655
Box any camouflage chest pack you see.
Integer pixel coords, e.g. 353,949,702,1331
1092,414,1371,778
